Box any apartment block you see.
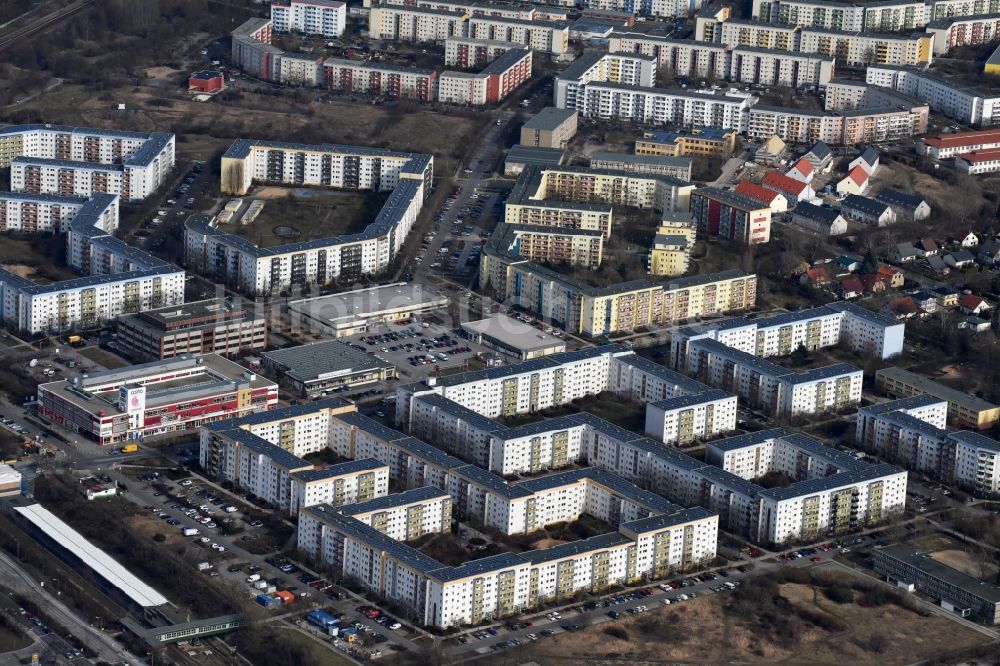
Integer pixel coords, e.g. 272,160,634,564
747,104,924,145
645,389,738,445
926,14,1000,54
338,486,451,541
555,52,657,109
689,187,772,244
589,152,693,180
729,46,834,88
367,5,468,42
289,459,391,517
437,48,533,105
272,0,346,37
467,16,570,54
573,83,754,131
186,140,431,296
0,192,116,234
232,18,281,80
607,33,729,79
718,19,800,50
648,212,697,276
918,128,1000,159
444,36,521,68
323,59,437,101
490,223,605,269
116,298,268,361
867,65,1000,126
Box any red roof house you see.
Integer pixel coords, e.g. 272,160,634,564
786,157,815,183
733,181,788,212
762,171,814,202
959,294,991,315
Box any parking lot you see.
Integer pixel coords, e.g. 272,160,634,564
337,320,499,386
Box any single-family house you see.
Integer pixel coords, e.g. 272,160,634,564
834,254,862,274
914,238,939,257
755,135,787,166
883,296,920,319
800,265,832,287
875,264,904,288
733,181,788,214
931,286,959,308
861,274,888,295
944,249,976,269
762,171,814,203
889,242,918,264
849,147,879,175
978,237,1000,266
950,229,978,248
803,141,833,174
910,291,939,313
790,203,847,235
836,166,870,196
874,188,931,222
786,157,815,183
839,277,864,299
924,255,949,275
840,194,895,227
959,294,991,315
959,316,991,333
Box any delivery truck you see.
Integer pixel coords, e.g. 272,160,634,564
121,443,139,454
182,527,200,536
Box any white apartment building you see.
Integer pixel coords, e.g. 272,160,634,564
925,13,1000,54
747,105,922,144
323,59,437,101
683,337,863,418
572,83,753,131
185,140,432,296
0,191,118,234
339,486,451,541
729,46,834,88
857,396,1000,495
288,459,390,516
670,302,905,368
718,19,800,50
554,52,657,109
645,389,738,445
467,16,570,54
956,149,1000,174
272,0,346,37
917,128,1000,158
368,5,468,42
299,502,717,627
866,65,1000,126
607,33,729,78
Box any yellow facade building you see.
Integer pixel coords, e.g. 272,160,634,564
649,213,697,277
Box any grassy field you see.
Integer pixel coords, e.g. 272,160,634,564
0,624,30,653
0,234,78,283
78,347,130,369
521,567,991,665
225,189,389,248
271,626,357,666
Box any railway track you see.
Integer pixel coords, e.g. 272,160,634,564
0,0,94,51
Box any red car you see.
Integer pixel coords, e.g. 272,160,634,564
810,556,822,562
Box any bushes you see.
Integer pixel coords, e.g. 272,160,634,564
823,586,854,604
603,626,628,640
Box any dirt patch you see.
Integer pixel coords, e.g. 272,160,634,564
525,571,990,665
0,264,36,279
144,66,179,79
930,549,998,579
531,538,568,549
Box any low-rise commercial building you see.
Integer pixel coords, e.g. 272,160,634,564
635,128,737,158
460,314,567,360
875,544,1000,624
956,148,1000,174
287,283,448,338
875,366,1000,430
519,107,579,148
116,299,267,361
38,354,278,445
262,339,396,396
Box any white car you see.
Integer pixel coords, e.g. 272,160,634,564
179,480,193,486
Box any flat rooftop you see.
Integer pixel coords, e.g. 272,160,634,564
287,282,449,330
877,543,1000,603
15,504,168,607
877,366,999,413
263,339,393,383
522,106,577,131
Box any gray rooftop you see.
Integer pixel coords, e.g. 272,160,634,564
522,107,577,131
876,543,1000,603
263,340,393,384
